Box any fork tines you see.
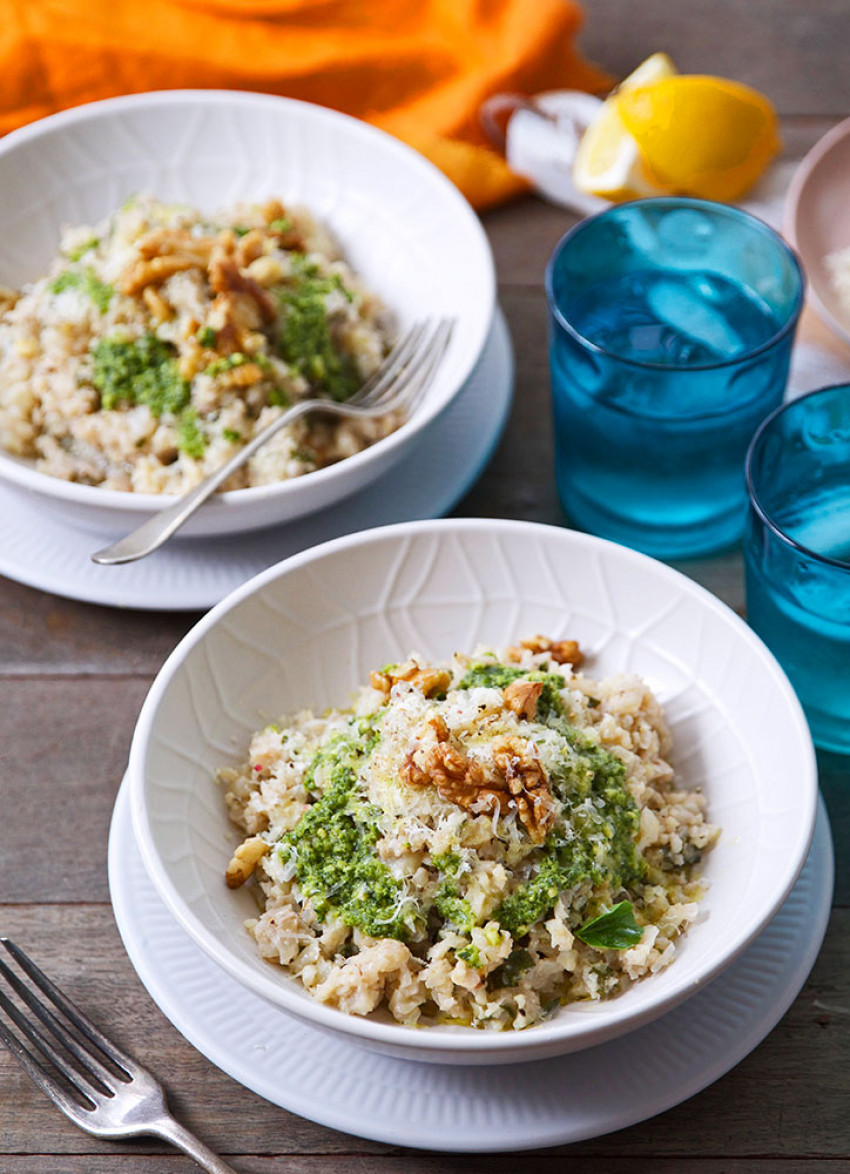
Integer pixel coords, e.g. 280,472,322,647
0,937,131,1113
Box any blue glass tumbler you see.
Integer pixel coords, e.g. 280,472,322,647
745,383,850,754
545,198,804,559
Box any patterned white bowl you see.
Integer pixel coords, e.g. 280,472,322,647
0,91,494,536
127,519,817,1065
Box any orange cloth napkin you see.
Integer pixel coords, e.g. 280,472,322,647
1,0,608,209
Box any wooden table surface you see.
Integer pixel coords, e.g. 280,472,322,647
3,6,850,1171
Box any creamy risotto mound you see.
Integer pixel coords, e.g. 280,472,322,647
221,638,718,1031
0,194,393,493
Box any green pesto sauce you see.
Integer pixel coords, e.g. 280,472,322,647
458,664,645,940
91,334,189,416
494,725,643,938
456,942,481,968
176,408,207,459
281,717,416,941
458,663,526,691
49,267,113,313
434,882,476,935
457,663,566,720
276,265,360,402
204,351,251,377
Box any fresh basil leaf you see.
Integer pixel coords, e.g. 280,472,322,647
575,901,643,950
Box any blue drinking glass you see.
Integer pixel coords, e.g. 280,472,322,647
745,383,850,754
545,198,804,559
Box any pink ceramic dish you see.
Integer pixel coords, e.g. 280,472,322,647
785,116,850,348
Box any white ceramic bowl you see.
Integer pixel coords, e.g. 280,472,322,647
785,116,850,348
0,91,494,537
127,519,817,1065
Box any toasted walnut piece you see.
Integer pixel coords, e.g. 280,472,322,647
142,284,173,324
137,228,215,264
209,250,277,323
504,678,543,721
178,338,206,381
262,198,287,223
368,659,417,694
512,635,585,668
219,362,265,389
411,668,452,697
491,735,555,844
122,254,200,296
0,286,20,315
261,199,305,249
423,743,511,816
401,750,431,788
369,662,451,699
235,229,265,268
225,836,270,889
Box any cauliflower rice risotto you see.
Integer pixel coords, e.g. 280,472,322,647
0,194,393,493
221,638,718,1031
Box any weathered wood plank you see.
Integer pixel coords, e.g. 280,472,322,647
0,677,150,903
4,1160,850,1173
577,0,850,116
0,905,846,1159
0,577,197,676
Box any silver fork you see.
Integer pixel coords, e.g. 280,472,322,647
91,317,455,565
0,937,238,1173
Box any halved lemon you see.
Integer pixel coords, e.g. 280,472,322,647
574,55,779,203
616,76,781,202
573,52,676,200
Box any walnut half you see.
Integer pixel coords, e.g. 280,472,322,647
404,729,555,845
504,678,543,721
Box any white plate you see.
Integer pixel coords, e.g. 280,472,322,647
0,309,512,611
109,778,832,1151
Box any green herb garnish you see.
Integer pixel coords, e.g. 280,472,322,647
489,947,534,989
575,901,643,950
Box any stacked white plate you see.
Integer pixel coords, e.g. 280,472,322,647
0,90,504,609
109,784,831,1150
111,518,832,1148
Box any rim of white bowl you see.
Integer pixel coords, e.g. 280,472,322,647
0,89,495,515
128,518,818,1056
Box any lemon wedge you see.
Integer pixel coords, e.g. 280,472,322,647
616,76,781,202
573,55,780,203
615,51,677,91
572,52,676,200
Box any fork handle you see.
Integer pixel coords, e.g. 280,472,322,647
89,397,317,565
151,1114,241,1173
